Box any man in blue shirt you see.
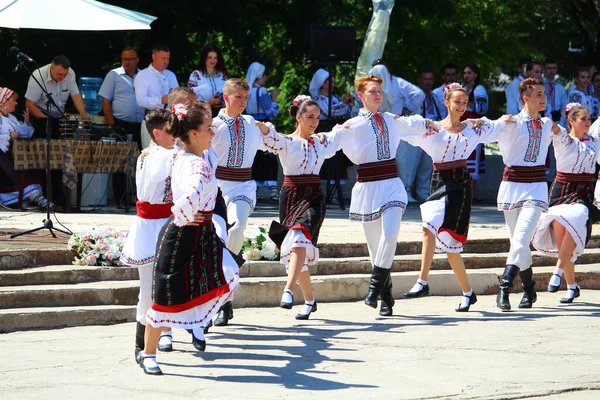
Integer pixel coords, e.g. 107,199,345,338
99,47,145,207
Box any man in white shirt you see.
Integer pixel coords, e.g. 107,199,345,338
543,59,568,125
432,63,459,119
505,58,544,115
371,59,426,203
25,55,88,139
134,44,179,149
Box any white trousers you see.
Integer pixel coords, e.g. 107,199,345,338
396,141,432,202
136,263,153,325
361,207,403,270
226,200,252,255
504,207,543,271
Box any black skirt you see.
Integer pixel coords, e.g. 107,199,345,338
549,179,600,243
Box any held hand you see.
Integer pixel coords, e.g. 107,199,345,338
81,114,90,121
401,107,411,116
425,119,440,132
313,133,326,144
551,121,561,134
9,131,20,141
161,95,169,105
185,212,206,226
256,121,270,135
23,109,30,125
464,118,483,127
499,114,516,124
209,96,221,106
342,93,355,106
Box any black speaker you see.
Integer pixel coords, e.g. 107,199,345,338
307,25,356,62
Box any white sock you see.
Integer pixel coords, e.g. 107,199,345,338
299,300,315,315
567,283,578,290
565,284,578,299
408,280,427,293
417,279,428,286
460,290,473,308
281,289,293,304
550,268,563,286
158,332,172,346
192,326,205,341
141,354,158,369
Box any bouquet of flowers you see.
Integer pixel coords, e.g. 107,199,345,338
241,226,279,261
68,227,127,266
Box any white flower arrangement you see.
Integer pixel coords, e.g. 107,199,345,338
242,226,280,261
68,227,126,266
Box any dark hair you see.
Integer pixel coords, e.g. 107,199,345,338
526,61,542,71
52,55,70,69
371,58,390,71
519,77,543,98
420,69,434,75
544,58,557,65
575,67,590,79
289,98,319,118
592,72,600,83
145,109,172,141
121,47,138,56
566,105,589,131
152,44,170,54
169,102,212,145
199,44,227,75
441,63,457,73
518,57,532,66
464,63,481,106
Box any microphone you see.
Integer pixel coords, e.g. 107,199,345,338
9,46,34,62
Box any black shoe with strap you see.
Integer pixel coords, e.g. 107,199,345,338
295,300,317,320
455,292,477,312
404,282,429,298
547,273,562,292
559,286,580,304
139,355,163,375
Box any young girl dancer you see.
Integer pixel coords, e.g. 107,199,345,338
338,75,438,316
141,103,240,375
532,103,600,303
262,95,343,320
403,83,514,311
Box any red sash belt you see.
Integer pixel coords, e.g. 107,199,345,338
556,172,595,184
356,160,398,183
502,165,546,183
283,174,321,187
433,160,467,171
215,166,252,182
136,201,173,219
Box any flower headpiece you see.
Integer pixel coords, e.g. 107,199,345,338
292,95,311,107
171,103,187,121
564,102,582,115
443,82,463,95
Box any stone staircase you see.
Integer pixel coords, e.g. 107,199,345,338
2,236,600,333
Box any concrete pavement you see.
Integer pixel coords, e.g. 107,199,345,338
1,293,600,400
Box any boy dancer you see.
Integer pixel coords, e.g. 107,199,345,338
211,78,273,325
496,78,560,311
120,109,178,362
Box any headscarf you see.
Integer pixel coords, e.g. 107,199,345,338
309,69,329,98
245,62,266,87
0,87,14,109
367,65,394,113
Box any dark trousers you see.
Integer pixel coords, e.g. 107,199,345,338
112,119,141,206
31,115,64,204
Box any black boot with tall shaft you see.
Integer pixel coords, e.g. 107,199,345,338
365,266,390,308
496,265,520,311
518,267,537,308
379,274,395,316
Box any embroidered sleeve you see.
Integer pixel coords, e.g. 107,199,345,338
474,117,505,144
392,114,429,138
260,124,286,155
258,87,280,120
321,125,345,158
171,157,209,226
551,124,573,152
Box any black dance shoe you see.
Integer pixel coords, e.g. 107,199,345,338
140,356,163,375
280,291,294,309
157,333,173,352
204,319,213,334
295,300,317,320
559,286,580,304
547,273,562,292
192,333,206,352
404,282,429,298
455,292,477,312
214,301,233,326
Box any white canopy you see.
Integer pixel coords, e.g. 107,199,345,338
0,0,156,31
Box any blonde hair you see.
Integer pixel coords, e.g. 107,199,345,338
354,75,383,93
223,78,249,94
566,105,589,131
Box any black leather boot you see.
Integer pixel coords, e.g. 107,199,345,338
379,274,395,316
214,301,233,326
365,266,389,308
496,264,519,311
518,267,537,308
135,322,145,364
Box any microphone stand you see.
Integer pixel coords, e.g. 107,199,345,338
11,56,71,239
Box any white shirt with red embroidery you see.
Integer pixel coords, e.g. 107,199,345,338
496,111,554,211
338,110,430,222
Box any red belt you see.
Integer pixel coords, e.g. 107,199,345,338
215,166,252,182
556,172,595,183
502,165,546,183
136,201,173,219
283,174,321,187
433,160,467,171
356,160,398,183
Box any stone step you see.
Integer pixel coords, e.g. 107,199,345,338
4,248,600,286
5,235,600,269
2,265,599,332
0,281,139,309
0,305,136,333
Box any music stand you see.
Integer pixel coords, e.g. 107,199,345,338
11,55,72,239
